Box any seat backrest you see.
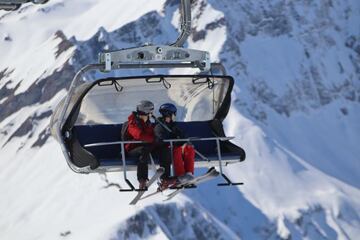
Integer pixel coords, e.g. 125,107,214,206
176,121,217,154
73,124,123,159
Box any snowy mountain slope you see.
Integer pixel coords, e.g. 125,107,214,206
1,0,360,239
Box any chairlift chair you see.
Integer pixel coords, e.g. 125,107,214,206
50,0,245,190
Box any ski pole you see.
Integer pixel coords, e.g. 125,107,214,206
151,115,208,161
152,115,173,133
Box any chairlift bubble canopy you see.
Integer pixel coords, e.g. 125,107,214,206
50,73,246,173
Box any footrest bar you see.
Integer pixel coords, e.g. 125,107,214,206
119,178,136,192
217,173,243,187
169,184,197,190
217,182,243,186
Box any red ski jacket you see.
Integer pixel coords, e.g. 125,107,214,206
125,113,154,152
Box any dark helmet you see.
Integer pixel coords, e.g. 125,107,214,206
159,103,177,117
136,100,154,115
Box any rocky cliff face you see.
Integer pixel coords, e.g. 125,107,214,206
204,0,360,120
0,0,359,239
113,202,239,240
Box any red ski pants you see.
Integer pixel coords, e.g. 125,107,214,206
173,144,195,176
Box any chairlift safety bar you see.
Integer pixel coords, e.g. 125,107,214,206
83,136,234,148
83,136,236,190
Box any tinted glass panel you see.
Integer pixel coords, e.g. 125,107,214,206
75,76,230,125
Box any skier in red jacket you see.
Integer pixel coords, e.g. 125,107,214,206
124,100,172,189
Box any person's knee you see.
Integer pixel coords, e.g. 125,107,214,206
140,145,151,154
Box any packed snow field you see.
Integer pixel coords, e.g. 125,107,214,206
0,0,359,239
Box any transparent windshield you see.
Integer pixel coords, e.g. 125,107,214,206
75,76,230,125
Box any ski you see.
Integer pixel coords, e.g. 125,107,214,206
164,168,219,201
139,187,163,201
129,167,164,205
139,177,178,201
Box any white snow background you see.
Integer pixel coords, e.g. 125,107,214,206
0,0,359,239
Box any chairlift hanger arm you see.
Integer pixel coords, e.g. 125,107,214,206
171,0,191,47
97,0,211,72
